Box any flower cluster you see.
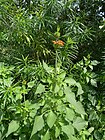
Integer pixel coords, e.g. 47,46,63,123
52,40,64,46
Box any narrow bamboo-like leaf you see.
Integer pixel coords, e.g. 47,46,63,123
6,120,19,137
47,111,57,128
30,115,44,139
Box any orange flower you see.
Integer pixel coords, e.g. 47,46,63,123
52,40,64,46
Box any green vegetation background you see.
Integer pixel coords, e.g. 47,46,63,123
0,0,105,140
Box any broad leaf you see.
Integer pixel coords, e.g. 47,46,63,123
6,120,19,137
64,78,76,86
74,101,86,115
66,107,75,121
41,130,50,140
64,86,77,106
54,84,60,93
28,81,35,88
68,135,79,140
91,79,97,87
55,126,60,138
62,124,74,138
4,77,13,87
47,111,57,128
43,61,52,73
76,82,84,95
36,84,45,94
30,115,44,139
58,71,66,81
73,117,87,131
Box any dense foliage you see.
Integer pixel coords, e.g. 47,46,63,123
0,0,105,140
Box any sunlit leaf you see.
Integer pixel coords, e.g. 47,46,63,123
6,120,19,137
66,107,75,121
36,84,45,94
55,126,60,138
62,124,74,138
47,111,57,128
28,81,35,88
73,117,87,131
41,130,50,140
43,61,52,73
30,115,44,139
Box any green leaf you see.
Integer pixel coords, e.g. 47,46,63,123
66,107,75,121
64,78,76,86
55,126,60,138
54,84,60,93
91,79,97,87
91,60,99,66
76,82,84,95
28,81,35,88
64,86,77,106
41,130,50,140
62,124,74,138
68,135,79,140
30,115,44,139
4,77,13,87
88,127,94,133
74,101,86,115
36,84,45,94
43,61,52,73
6,120,19,137
19,134,27,140
73,117,87,131
58,71,66,81
47,111,57,128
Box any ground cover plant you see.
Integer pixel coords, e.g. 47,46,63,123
0,0,105,140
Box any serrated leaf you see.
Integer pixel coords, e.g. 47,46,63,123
47,111,57,128
66,108,75,121
62,124,74,138
30,115,44,139
6,120,19,137
36,84,45,94
41,130,50,140
73,117,87,131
